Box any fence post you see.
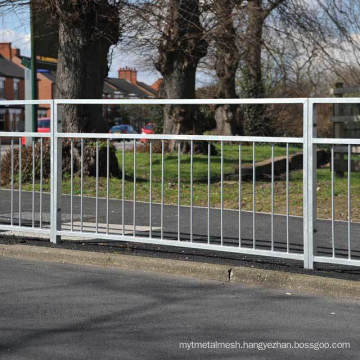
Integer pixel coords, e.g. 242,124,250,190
313,104,318,235
303,99,315,269
50,100,62,244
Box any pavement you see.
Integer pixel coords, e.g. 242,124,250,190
0,189,359,260
0,257,358,360
1,243,359,299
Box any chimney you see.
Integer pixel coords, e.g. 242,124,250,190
11,48,20,58
151,78,163,92
130,68,137,85
118,67,137,85
0,43,12,60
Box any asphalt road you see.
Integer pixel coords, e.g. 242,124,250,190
0,189,359,259
0,257,358,360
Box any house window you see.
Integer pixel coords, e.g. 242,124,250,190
13,79,20,100
0,109,5,131
0,78,4,99
9,109,22,131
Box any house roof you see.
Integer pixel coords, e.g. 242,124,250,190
103,81,115,95
0,56,24,79
105,78,150,98
136,81,157,96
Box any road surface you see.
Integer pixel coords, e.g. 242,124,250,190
0,257,358,359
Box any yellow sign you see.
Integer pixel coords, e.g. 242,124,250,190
36,56,58,64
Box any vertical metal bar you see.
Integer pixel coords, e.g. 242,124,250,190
50,100,62,244
220,141,224,246
252,142,256,249
149,141,152,238
348,144,351,259
331,145,335,258
39,138,43,228
239,144,242,247
190,140,193,242
70,139,73,232
95,140,99,233
161,139,164,240
177,142,180,241
312,103,318,251
80,138,84,232
303,99,314,270
286,143,289,253
106,139,110,235
133,139,136,237
18,138,21,227
208,142,211,244
10,139,13,226
32,139,35,228
271,144,274,251
122,140,125,236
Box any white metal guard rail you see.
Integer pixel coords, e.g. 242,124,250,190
0,99,358,270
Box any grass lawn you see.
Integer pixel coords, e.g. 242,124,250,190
115,143,301,183
16,143,360,222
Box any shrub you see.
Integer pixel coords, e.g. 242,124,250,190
0,138,121,186
0,139,51,186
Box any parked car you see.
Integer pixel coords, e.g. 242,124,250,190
21,117,50,145
141,123,155,143
109,124,137,134
109,124,137,140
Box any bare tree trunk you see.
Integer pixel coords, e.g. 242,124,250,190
56,22,109,132
53,0,120,133
155,0,208,151
242,0,269,136
162,65,197,135
50,0,121,176
242,0,287,135
214,0,241,135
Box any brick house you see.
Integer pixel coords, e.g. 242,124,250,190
0,47,25,132
0,42,54,129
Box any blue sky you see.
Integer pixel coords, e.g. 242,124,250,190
0,4,30,54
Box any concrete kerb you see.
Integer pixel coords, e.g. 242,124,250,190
0,243,359,300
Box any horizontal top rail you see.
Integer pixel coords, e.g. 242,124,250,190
54,98,308,105
1,98,360,106
309,97,360,104
314,138,360,145
56,132,304,143
0,100,52,106
0,131,51,138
